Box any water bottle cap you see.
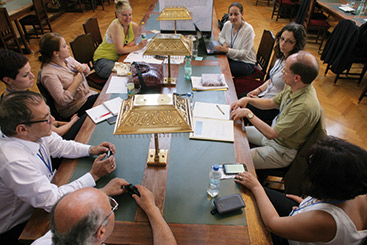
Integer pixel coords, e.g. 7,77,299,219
141,22,145,25
213,164,219,171
127,72,131,75
186,92,192,97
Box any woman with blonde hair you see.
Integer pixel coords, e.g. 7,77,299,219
93,0,147,79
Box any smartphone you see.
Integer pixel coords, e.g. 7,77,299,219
107,115,117,125
223,163,247,175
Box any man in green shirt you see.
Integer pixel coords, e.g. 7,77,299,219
231,51,321,169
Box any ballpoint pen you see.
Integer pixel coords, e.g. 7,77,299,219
96,112,111,120
216,105,225,115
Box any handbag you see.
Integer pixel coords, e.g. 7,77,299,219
131,62,164,92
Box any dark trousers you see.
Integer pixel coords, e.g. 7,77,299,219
265,187,299,245
245,104,279,126
62,113,87,141
228,58,255,77
75,94,99,118
0,221,28,245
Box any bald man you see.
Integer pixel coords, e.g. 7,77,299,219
32,181,177,245
231,51,321,169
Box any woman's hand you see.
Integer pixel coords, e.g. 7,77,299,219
234,171,262,192
214,44,228,53
138,39,148,49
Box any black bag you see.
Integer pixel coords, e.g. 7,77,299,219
218,13,229,31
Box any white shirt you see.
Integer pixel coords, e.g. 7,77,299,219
0,132,96,234
289,196,367,245
32,231,52,245
218,21,256,65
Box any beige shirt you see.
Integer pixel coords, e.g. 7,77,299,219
40,57,97,118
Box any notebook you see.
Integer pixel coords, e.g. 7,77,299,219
194,24,224,55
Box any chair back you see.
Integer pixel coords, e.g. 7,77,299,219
33,0,49,22
256,30,275,80
0,8,22,52
83,17,102,49
295,0,310,24
36,70,63,120
70,33,95,70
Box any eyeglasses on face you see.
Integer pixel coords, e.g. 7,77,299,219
104,197,119,222
19,114,52,125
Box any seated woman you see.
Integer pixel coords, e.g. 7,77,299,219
215,2,256,77
244,23,306,124
235,136,367,245
39,33,98,121
93,0,147,79
0,49,85,140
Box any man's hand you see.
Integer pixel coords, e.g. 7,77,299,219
230,108,251,121
247,89,259,98
230,97,249,111
89,154,116,181
100,178,129,196
90,142,116,155
132,185,158,215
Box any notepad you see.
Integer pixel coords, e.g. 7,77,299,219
190,102,234,142
191,74,228,91
86,97,123,124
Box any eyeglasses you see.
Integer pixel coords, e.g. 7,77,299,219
104,197,119,223
279,36,296,45
19,114,52,125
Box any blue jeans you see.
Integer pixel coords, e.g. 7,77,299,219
95,58,115,79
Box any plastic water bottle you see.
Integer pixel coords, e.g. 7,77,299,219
356,0,365,15
141,22,147,40
207,164,221,197
127,72,135,97
186,92,194,110
184,55,192,80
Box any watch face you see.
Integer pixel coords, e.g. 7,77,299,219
248,112,254,119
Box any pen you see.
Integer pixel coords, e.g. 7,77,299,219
96,112,111,120
216,105,225,115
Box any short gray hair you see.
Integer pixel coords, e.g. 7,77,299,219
50,197,107,245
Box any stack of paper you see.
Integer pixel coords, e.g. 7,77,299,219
190,102,234,142
86,97,123,124
191,74,228,91
339,5,355,12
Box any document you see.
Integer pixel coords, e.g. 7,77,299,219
190,102,234,142
86,97,123,124
191,74,228,91
106,76,128,94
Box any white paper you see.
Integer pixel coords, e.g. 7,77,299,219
106,76,128,94
339,5,355,12
86,104,113,124
103,97,123,116
191,75,228,91
190,117,234,142
193,102,230,120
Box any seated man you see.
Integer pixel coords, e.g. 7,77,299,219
0,91,117,243
33,185,177,245
231,51,321,169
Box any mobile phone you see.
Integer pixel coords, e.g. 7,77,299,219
107,115,117,125
223,163,247,175
211,193,246,215
103,150,112,160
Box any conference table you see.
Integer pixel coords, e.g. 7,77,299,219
316,0,367,26
19,2,271,244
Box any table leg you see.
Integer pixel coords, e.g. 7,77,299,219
14,19,32,54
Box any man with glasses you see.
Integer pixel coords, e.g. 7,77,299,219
33,186,177,244
0,91,118,244
230,51,321,169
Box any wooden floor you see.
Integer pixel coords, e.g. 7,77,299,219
1,0,366,148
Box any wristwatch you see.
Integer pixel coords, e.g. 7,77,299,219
247,112,254,120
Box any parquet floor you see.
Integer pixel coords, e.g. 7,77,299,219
1,0,366,148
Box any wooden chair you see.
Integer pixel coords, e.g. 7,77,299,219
70,33,107,90
321,20,367,85
258,108,327,196
83,17,102,49
0,8,23,53
271,0,297,22
256,0,271,7
303,0,330,52
19,0,52,42
359,82,367,103
233,30,275,97
84,0,104,12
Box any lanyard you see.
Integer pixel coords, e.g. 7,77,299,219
37,145,53,175
290,198,346,216
275,97,293,122
230,22,242,48
50,60,78,74
123,24,130,45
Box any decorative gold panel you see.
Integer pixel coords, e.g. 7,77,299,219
143,34,192,56
157,7,192,21
114,94,193,135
